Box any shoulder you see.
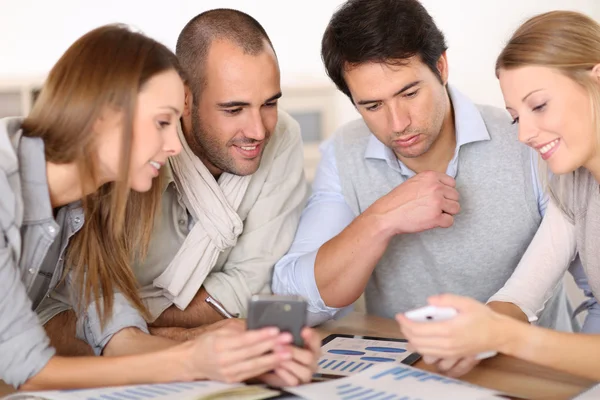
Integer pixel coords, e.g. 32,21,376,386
331,118,372,149
475,104,517,137
0,117,25,234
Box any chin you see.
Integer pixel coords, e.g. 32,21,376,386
129,178,153,193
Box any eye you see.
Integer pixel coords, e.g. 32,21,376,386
511,117,520,125
157,121,171,129
405,89,419,99
224,108,242,115
366,102,382,112
264,101,278,108
532,103,547,113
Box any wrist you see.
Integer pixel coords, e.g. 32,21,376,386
358,211,396,241
494,313,526,356
165,340,206,381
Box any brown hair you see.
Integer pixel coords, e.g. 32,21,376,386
175,8,275,100
22,24,185,325
496,11,600,207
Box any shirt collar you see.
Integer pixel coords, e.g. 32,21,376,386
364,85,491,177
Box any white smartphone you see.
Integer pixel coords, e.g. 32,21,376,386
404,305,497,360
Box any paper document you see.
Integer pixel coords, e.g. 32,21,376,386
289,363,506,400
573,383,600,399
318,336,415,377
1,381,280,400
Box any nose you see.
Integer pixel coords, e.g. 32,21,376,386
517,117,539,145
244,109,267,141
164,125,183,156
388,104,411,134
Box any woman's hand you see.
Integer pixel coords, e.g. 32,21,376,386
397,294,511,360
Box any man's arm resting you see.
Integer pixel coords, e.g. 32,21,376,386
150,287,224,329
44,310,94,356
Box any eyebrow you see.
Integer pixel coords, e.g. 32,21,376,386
159,106,182,115
522,89,545,102
356,80,422,106
217,92,283,108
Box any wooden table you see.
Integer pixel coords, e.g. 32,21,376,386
1,313,597,399
317,312,597,400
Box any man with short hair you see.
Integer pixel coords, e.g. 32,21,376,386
273,0,583,376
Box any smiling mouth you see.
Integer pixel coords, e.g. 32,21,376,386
233,142,263,158
539,139,559,155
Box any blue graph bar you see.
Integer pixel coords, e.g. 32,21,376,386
337,383,352,389
324,359,337,369
362,392,389,400
362,363,374,371
343,388,374,399
338,385,362,395
154,385,181,393
108,392,138,400
319,358,328,366
100,395,121,400
124,389,152,399
341,361,355,371
332,360,346,370
350,362,364,372
372,366,409,380
380,395,397,400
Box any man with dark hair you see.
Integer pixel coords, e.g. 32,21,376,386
273,0,582,376
38,9,320,385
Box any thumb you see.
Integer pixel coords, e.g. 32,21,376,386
428,293,479,313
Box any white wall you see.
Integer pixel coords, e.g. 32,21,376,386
1,0,599,123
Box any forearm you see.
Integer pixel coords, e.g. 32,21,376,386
315,212,393,308
151,288,223,329
44,310,94,356
22,343,196,391
501,319,600,381
488,301,529,323
103,328,178,357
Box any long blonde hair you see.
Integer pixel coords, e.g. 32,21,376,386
496,11,600,213
22,25,185,325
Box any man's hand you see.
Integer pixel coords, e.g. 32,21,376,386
257,328,321,387
366,171,460,235
183,326,293,383
421,355,480,378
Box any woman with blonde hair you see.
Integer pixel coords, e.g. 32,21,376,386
1,24,314,390
399,10,600,381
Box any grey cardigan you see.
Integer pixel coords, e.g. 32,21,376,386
0,117,147,388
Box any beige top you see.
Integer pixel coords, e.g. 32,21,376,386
135,110,309,319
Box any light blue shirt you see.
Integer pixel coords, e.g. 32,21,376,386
273,86,597,330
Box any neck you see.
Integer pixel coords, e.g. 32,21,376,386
399,101,456,175
585,153,600,185
46,162,100,208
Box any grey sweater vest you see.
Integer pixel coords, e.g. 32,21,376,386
334,105,572,330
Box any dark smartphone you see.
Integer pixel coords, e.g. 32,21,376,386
247,294,307,347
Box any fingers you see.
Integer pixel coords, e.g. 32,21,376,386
301,328,322,356
214,327,282,351
441,199,460,215
421,355,441,365
217,334,292,366
277,359,313,384
220,351,289,383
396,314,452,338
438,357,479,378
441,185,460,201
421,171,456,188
436,212,454,228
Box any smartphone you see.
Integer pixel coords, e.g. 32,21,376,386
247,294,307,347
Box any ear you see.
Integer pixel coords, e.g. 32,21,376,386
183,85,194,117
437,51,449,85
591,63,600,83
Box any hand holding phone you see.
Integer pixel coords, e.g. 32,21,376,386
247,294,307,347
404,305,497,360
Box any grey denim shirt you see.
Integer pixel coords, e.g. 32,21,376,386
0,117,148,388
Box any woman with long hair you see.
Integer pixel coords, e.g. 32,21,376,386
1,24,314,390
399,11,600,381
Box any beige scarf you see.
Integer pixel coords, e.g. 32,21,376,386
152,125,251,311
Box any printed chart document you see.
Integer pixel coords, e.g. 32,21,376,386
289,363,506,400
318,336,417,377
1,381,280,400
574,383,600,399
